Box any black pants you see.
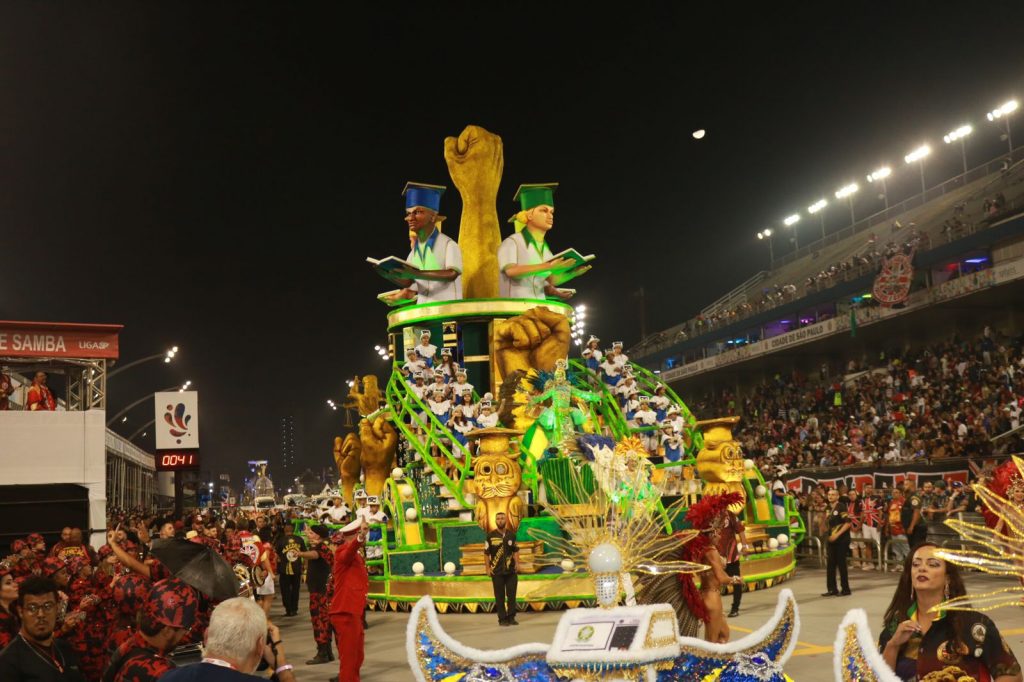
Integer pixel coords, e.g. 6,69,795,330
725,560,742,611
909,526,928,550
280,572,301,615
826,540,850,593
491,572,518,623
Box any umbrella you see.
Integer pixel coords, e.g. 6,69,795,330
150,538,239,602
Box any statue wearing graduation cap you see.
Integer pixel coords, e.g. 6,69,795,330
498,183,592,300
374,182,463,304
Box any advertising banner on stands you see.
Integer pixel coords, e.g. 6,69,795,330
154,391,200,450
0,321,121,359
782,460,977,493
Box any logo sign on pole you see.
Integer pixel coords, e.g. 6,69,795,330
154,391,200,450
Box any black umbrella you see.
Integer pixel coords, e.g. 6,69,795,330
150,538,239,602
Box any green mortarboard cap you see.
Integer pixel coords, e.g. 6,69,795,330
514,183,558,211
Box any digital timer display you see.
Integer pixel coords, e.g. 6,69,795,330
155,452,200,471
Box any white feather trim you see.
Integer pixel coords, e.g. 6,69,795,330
406,596,550,682
676,588,800,665
832,609,901,682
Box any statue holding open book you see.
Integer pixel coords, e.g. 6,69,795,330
369,182,464,305
498,183,593,301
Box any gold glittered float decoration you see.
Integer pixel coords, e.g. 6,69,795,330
935,455,1024,613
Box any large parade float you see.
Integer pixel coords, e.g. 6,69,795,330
321,126,907,680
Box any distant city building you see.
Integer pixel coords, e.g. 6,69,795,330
280,415,297,480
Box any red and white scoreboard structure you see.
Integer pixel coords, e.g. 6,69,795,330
0,320,124,549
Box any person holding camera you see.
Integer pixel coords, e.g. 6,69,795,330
159,598,296,681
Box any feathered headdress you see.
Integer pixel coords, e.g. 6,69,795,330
685,492,744,531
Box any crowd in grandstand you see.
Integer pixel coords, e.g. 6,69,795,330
687,328,1024,483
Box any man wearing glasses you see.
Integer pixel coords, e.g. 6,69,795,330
0,576,86,680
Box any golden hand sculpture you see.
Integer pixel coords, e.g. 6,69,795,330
333,434,362,506
444,125,503,299
344,375,383,417
358,414,398,497
493,307,571,378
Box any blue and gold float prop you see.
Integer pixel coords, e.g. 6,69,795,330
406,589,800,682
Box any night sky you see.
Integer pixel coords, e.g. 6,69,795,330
3,3,1024,484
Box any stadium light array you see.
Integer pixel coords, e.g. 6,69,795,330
943,124,973,143
834,183,858,199
904,145,931,164
783,214,800,226
987,99,1018,154
756,229,775,269
808,199,828,214
987,99,1019,121
866,166,891,182
944,125,974,174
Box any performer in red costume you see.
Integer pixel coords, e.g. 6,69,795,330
678,492,746,643
328,519,369,682
26,372,56,411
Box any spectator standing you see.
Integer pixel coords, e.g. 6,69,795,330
26,372,56,411
821,488,852,597
886,488,910,569
0,369,12,411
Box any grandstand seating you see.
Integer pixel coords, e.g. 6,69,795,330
633,151,1024,361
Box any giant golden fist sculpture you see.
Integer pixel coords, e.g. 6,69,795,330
358,414,398,498
463,428,524,532
444,125,503,299
333,434,362,506
695,416,746,512
493,307,570,378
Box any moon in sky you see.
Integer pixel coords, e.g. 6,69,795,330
692,129,706,139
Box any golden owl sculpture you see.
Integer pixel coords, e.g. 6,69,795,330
463,428,524,532
695,417,747,512
444,125,504,299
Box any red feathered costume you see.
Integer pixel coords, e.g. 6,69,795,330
678,492,744,624
982,460,1019,528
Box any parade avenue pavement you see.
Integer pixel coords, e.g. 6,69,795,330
273,563,1024,681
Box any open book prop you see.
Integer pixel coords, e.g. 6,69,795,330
406,589,799,682
376,289,416,307
547,247,596,287
367,255,416,282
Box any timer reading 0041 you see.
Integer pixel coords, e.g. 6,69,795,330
156,452,200,471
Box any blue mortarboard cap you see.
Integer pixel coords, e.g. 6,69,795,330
403,182,446,212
